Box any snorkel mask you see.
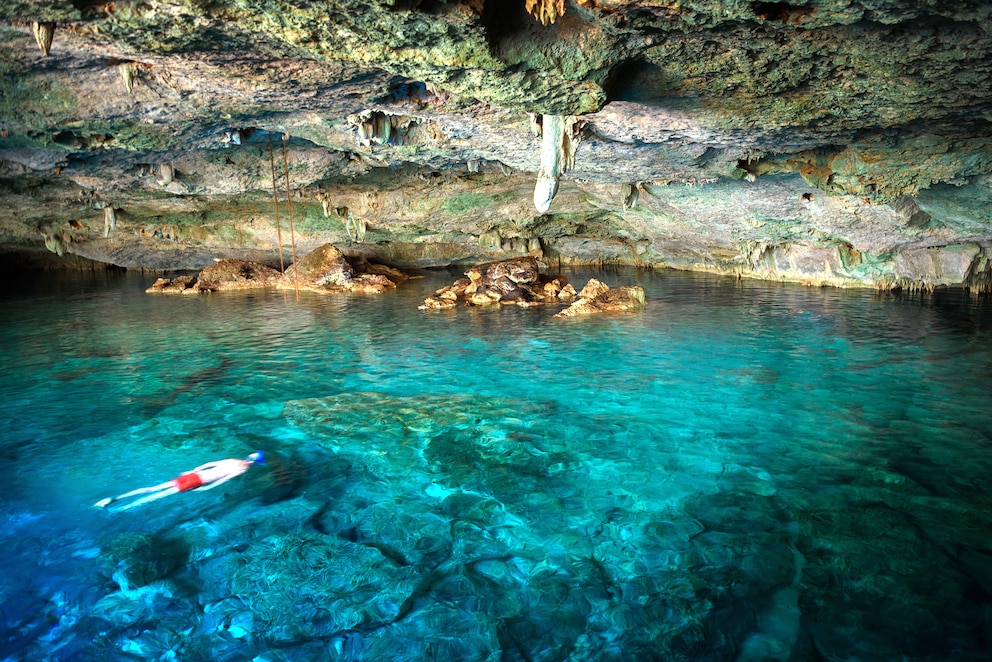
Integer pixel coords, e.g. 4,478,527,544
247,451,265,465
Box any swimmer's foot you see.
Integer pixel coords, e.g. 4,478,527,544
94,498,113,508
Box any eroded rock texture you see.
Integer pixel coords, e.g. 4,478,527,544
147,244,408,294
1,1,991,289
421,256,576,308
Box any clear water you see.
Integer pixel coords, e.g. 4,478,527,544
1,267,991,661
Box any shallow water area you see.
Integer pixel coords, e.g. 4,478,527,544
1,266,991,660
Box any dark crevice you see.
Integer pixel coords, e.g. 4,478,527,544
479,0,536,57
602,58,678,103
389,0,449,12
751,2,816,24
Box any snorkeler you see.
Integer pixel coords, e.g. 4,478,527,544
93,451,265,512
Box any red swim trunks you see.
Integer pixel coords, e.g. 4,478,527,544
173,472,204,492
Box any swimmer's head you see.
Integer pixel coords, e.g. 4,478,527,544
247,451,265,465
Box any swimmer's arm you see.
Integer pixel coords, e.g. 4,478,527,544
193,476,235,491
189,461,222,472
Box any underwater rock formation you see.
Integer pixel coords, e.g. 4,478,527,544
282,391,556,484
98,532,188,591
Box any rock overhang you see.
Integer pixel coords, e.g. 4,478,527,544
0,0,990,290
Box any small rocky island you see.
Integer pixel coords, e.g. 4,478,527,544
146,244,409,295
421,256,645,316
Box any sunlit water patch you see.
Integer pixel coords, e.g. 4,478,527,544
1,268,991,660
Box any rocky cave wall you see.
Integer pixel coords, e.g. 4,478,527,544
1,0,991,290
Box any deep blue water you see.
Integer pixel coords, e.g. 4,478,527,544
1,267,991,661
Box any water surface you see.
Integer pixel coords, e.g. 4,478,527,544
1,267,991,660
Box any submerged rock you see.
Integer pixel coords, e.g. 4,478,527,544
553,278,646,318
226,532,420,644
420,256,575,309
98,532,188,590
283,391,559,495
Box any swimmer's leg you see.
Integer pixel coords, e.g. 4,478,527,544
113,485,181,512
94,481,175,509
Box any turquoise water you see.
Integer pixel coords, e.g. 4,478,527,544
1,267,991,660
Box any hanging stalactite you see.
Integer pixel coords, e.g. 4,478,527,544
103,206,116,237
345,211,367,243
525,0,565,26
621,183,640,210
533,115,581,214
119,63,138,93
32,22,55,56
157,164,174,186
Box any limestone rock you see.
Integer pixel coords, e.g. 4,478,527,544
145,275,199,294
197,258,283,292
554,280,646,318
147,246,408,295
99,532,188,590
421,257,570,308
281,243,354,289
576,278,610,300
420,278,470,309
466,256,540,286
2,2,992,291
278,244,406,294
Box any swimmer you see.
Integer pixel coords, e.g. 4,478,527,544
94,451,265,512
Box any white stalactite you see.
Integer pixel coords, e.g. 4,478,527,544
533,114,580,214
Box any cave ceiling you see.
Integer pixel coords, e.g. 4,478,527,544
1,1,991,288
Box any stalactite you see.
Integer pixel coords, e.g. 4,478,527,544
158,164,174,186
533,115,580,214
315,191,332,218
104,206,116,237
525,0,565,26
621,183,639,210
345,211,367,243
373,113,391,145
119,63,138,93
40,226,69,256
32,22,55,56
528,113,542,137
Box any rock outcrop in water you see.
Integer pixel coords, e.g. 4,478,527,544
553,278,646,318
279,243,408,295
420,256,575,309
147,244,408,294
421,257,646,315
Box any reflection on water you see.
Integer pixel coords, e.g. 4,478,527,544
1,268,991,660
